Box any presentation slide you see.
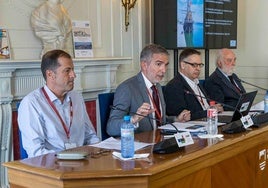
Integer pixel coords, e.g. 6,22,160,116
205,0,237,49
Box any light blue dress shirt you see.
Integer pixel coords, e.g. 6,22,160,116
18,85,100,157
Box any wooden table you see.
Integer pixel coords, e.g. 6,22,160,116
3,124,268,188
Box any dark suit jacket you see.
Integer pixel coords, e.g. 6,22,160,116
107,72,169,137
204,68,246,110
164,73,208,120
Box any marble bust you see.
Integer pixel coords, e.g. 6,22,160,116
31,0,72,57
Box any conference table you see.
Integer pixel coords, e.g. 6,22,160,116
3,123,268,188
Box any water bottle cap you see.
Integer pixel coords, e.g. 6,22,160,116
123,116,131,121
209,101,216,105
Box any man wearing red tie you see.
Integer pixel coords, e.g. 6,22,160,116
107,44,190,137
204,48,246,111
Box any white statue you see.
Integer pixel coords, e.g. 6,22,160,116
31,0,72,57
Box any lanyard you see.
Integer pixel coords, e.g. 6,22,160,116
146,88,162,121
41,87,73,140
197,86,205,106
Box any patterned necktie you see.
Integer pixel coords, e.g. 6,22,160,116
197,84,205,106
228,75,241,93
151,85,161,126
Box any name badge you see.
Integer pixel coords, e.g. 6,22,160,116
65,142,77,149
174,132,194,147
241,115,254,129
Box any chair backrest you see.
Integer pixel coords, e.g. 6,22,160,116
16,102,28,159
199,79,205,87
19,130,28,159
98,92,114,140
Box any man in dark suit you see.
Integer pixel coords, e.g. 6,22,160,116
204,48,246,110
164,48,223,120
107,44,190,137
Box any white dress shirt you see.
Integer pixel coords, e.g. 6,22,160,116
180,73,209,110
18,85,99,157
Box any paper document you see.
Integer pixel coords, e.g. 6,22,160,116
159,121,225,132
218,111,234,116
250,101,264,111
112,151,150,161
92,137,153,151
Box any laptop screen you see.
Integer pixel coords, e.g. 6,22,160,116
218,90,258,123
231,90,258,121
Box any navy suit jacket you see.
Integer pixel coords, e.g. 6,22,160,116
164,73,208,120
107,72,170,137
204,68,246,110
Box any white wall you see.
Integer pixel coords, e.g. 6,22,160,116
0,0,267,101
206,0,268,102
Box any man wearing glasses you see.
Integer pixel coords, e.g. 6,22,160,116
204,48,246,110
164,48,223,120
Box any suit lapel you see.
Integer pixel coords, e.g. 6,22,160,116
216,68,240,94
179,74,199,100
178,74,193,93
198,84,209,102
232,74,246,93
136,73,154,124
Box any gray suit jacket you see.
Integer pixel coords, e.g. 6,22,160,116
107,72,168,137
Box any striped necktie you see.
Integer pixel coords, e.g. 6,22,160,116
151,85,161,126
228,75,241,93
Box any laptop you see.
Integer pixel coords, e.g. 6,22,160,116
218,90,258,123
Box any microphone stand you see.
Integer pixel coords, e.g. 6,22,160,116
110,105,183,154
110,105,180,132
236,78,267,91
184,90,238,112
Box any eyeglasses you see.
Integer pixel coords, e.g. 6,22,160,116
89,149,111,158
224,58,236,63
183,61,204,68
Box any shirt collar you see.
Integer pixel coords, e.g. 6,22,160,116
43,85,70,103
141,72,154,90
180,72,199,86
217,67,230,79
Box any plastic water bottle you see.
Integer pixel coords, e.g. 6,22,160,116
207,101,218,135
264,90,268,113
121,115,134,158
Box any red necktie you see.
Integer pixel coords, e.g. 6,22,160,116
151,85,161,126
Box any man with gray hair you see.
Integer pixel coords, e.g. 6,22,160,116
204,48,246,110
107,44,190,137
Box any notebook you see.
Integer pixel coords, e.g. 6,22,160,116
218,90,258,123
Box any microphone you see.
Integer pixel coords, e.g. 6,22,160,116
184,89,238,111
233,78,268,127
110,105,180,132
110,105,182,154
184,90,247,134
235,78,268,91
110,105,160,124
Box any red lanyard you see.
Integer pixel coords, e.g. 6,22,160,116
197,86,205,106
41,87,73,140
146,87,162,120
